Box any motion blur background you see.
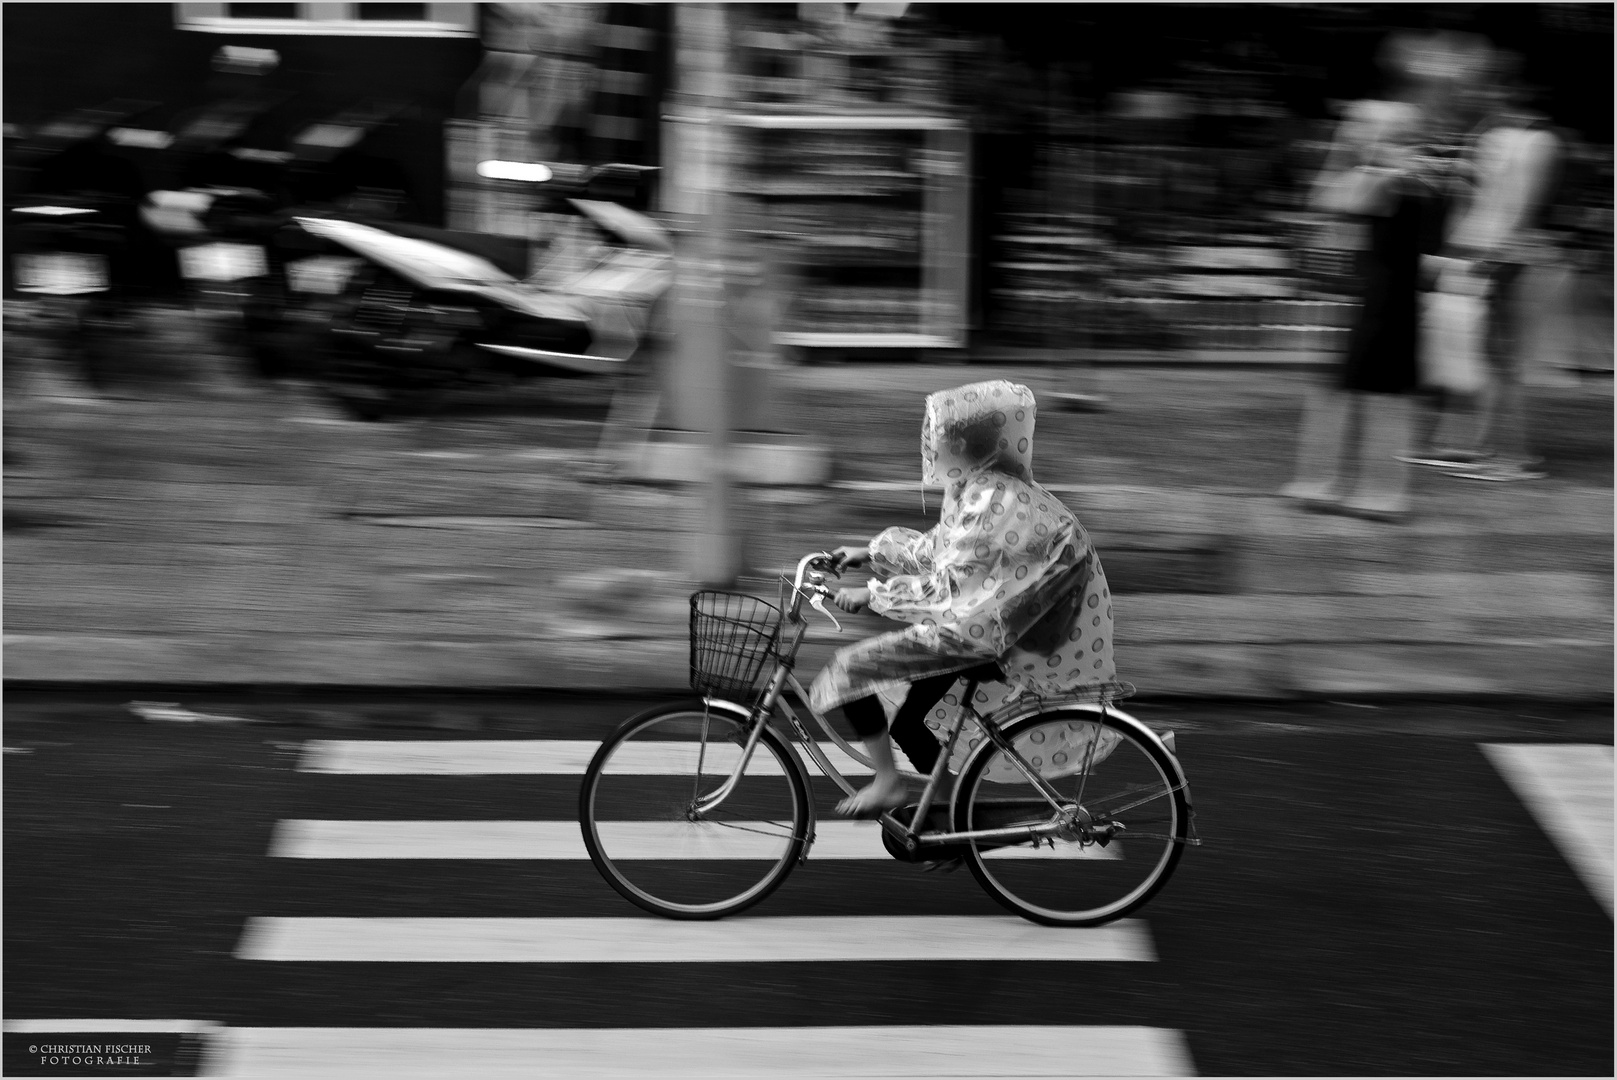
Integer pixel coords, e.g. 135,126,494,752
3,3,1612,690
6,2,1612,353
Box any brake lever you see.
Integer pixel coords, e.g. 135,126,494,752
807,590,843,633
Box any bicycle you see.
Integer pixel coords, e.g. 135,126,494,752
579,551,1197,926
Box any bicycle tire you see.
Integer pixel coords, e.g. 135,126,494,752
579,698,810,920
953,705,1190,926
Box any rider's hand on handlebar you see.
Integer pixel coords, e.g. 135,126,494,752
831,545,870,572
832,587,871,613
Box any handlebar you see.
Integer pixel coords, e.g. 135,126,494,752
787,550,844,631
791,550,839,596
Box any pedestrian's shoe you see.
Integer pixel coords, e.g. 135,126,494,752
1336,495,1410,523
1050,391,1110,413
1278,481,1341,511
1453,459,1548,482
1398,448,1491,468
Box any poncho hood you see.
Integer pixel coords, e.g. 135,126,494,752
922,381,1036,487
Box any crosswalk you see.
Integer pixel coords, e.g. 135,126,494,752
204,1025,1190,1078
295,738,880,775
268,818,1119,860
236,915,1156,963
19,735,1609,1076
232,734,1197,1076
1481,743,1613,918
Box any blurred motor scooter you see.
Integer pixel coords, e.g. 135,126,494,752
5,99,163,392
283,159,671,420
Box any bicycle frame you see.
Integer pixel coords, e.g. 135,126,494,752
694,552,1178,858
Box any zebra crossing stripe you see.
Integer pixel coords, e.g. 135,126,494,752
2,1020,219,1033
1482,743,1613,917
297,739,874,775
268,819,1118,860
235,916,1156,963
203,1024,1196,1077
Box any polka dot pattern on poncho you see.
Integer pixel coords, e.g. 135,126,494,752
812,380,1118,720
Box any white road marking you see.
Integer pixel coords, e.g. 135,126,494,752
1482,743,1613,917
235,915,1156,963
297,739,874,775
267,819,1118,860
2,1019,220,1034
204,1024,1196,1077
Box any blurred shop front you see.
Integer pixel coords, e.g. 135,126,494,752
919,2,1613,360
650,2,1611,364
3,3,485,228
6,3,1610,370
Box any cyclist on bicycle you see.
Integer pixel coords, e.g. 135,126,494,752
811,380,1120,816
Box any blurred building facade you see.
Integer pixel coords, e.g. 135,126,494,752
4,3,485,226
5,2,1611,367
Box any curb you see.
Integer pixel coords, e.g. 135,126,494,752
4,635,1610,700
4,683,1611,739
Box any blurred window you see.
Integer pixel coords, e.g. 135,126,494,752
175,2,474,36
228,3,298,17
358,3,426,19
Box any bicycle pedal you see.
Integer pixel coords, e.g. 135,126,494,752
920,857,965,874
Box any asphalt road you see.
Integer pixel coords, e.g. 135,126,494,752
4,693,1611,1077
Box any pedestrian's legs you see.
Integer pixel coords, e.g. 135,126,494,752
1575,264,1614,374
1485,359,1530,462
1343,391,1414,519
1280,382,1356,505
1461,265,1543,480
1485,266,1525,458
1404,387,1484,462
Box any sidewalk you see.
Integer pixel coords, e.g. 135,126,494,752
4,304,1612,699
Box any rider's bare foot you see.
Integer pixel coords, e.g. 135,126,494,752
835,775,907,818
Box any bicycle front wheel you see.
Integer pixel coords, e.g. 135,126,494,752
954,707,1191,926
579,699,810,919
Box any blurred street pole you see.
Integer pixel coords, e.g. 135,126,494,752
667,3,743,586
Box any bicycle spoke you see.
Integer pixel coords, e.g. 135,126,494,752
1085,781,1188,819
582,704,809,918
1107,831,1186,843
702,818,801,841
982,733,1073,810
1073,721,1099,808
691,708,712,803
957,710,1190,926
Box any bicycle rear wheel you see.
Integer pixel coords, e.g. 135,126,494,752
954,707,1190,926
579,699,810,919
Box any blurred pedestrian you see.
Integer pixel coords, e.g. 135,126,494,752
1414,56,1563,482
1280,96,1456,521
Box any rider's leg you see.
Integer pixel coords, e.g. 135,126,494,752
838,695,908,814
887,671,966,775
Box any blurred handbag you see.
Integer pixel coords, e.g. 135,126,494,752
1419,266,1489,393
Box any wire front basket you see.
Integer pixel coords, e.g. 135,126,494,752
689,590,783,702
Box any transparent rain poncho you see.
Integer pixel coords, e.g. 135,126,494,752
810,380,1123,774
